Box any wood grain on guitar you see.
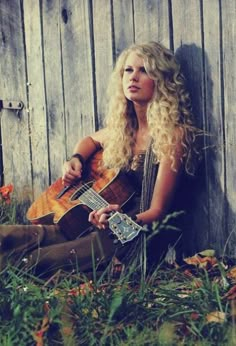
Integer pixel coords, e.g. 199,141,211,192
27,151,141,243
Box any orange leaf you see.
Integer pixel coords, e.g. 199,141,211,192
184,254,217,268
227,266,236,280
68,281,94,297
33,311,49,345
206,311,225,323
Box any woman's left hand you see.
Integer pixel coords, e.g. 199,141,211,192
88,204,120,229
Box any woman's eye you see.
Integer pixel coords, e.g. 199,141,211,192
140,67,147,73
124,67,133,72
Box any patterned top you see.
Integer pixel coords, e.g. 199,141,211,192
127,151,146,196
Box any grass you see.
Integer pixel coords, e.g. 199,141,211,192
1,195,236,345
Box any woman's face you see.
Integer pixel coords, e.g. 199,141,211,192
122,51,155,106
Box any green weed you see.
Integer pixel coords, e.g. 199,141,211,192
0,201,235,345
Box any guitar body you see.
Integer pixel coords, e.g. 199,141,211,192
27,151,136,240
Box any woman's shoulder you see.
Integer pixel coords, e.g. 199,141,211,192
90,128,110,147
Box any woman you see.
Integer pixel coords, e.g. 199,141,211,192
0,41,198,277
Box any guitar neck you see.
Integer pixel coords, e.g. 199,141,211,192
80,187,142,244
78,186,109,211
79,186,142,244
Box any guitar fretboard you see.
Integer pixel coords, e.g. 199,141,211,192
78,184,109,211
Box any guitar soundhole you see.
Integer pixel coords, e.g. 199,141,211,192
70,181,93,201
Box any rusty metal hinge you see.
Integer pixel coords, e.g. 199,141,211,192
0,99,24,118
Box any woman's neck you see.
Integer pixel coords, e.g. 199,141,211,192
134,120,150,154
133,102,148,125
130,102,150,153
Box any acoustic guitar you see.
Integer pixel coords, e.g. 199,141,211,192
27,150,142,244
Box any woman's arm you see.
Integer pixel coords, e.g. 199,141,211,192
89,132,184,228
135,128,185,225
71,128,108,160
135,153,183,225
62,128,107,185
89,155,183,228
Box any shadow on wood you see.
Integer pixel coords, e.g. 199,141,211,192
174,43,235,257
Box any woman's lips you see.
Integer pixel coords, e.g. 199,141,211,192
128,85,140,91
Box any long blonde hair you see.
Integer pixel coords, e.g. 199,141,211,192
102,41,199,174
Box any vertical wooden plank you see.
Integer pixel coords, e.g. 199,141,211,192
133,0,170,47
222,0,236,256
172,0,208,254
172,0,204,126
93,0,113,127
60,0,96,155
23,0,49,197
113,0,134,57
41,0,66,183
202,0,226,255
0,126,3,186
0,0,32,209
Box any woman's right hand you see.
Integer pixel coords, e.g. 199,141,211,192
88,204,121,229
62,158,83,185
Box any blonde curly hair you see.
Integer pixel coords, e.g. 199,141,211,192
102,41,199,174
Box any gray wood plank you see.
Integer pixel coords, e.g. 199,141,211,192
222,0,236,256
172,0,208,255
133,0,170,47
93,0,114,127
113,0,134,57
202,0,226,255
0,0,235,256
60,0,96,154
0,0,32,211
0,127,3,186
41,0,67,183
23,0,49,198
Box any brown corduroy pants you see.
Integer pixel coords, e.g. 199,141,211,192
0,224,120,277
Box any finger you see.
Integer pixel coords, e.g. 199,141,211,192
67,167,82,178
98,214,109,228
63,161,82,176
89,211,101,226
88,211,106,230
96,204,120,217
99,212,109,222
88,210,97,223
62,170,82,185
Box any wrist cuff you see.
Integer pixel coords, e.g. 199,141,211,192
70,153,85,166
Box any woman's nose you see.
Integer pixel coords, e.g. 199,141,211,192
130,70,139,81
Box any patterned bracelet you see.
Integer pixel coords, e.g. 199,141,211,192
70,153,85,166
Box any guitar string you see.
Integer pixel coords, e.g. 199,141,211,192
60,180,142,241
78,183,108,209
69,182,109,210
80,191,106,210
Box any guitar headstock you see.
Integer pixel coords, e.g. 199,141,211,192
108,212,142,244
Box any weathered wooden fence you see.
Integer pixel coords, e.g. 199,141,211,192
0,0,236,256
